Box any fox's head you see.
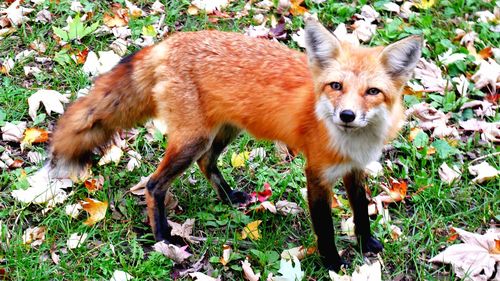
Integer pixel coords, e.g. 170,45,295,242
304,19,422,139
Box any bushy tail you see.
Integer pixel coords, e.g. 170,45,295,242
50,48,157,178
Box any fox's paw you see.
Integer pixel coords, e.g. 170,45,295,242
324,257,349,273
228,190,251,204
361,236,383,254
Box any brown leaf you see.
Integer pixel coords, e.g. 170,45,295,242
289,0,307,16
84,175,104,193
81,198,108,226
22,226,46,247
153,242,191,263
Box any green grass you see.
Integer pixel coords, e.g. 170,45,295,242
1,0,499,280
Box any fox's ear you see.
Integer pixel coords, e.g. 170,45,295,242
380,35,423,80
304,19,341,68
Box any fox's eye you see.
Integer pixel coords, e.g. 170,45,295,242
366,88,381,95
330,82,342,91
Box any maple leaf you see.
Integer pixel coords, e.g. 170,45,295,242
0,0,33,26
429,227,500,280
250,182,272,202
276,200,303,215
52,14,99,42
231,151,249,168
375,179,408,203
471,58,500,93
168,218,196,242
153,242,192,263
84,175,104,193
414,59,449,94
81,198,108,226
289,0,307,16
67,233,88,249
241,220,262,240
27,89,70,120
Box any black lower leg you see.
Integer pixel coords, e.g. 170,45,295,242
146,137,209,242
197,125,249,204
343,170,383,254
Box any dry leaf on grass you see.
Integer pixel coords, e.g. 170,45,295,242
81,198,108,226
374,179,408,203
65,203,83,218
1,121,27,142
276,200,303,215
468,161,499,184
109,270,134,281
429,227,500,281
22,226,46,247
126,150,141,171
438,163,461,184
231,151,250,168
414,58,449,94
329,261,382,281
67,233,88,249
168,218,195,242
341,217,355,237
242,258,260,281
83,50,122,76
129,175,150,196
471,58,500,93
27,90,70,120
153,242,191,263
98,145,123,166
220,244,232,266
281,246,315,260
84,175,104,193
11,164,72,206
241,220,262,240
0,0,34,26
459,119,500,143
189,0,231,14
271,256,304,281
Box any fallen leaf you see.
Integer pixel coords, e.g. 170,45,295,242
259,201,277,213
365,161,383,177
190,0,231,14
382,2,400,13
129,175,150,196
98,145,123,166
168,218,195,242
471,58,500,93
468,161,499,184
272,256,304,281
414,59,449,94
27,89,70,120
83,50,122,76
231,151,249,168
126,150,141,171
125,0,145,18
429,227,500,280
20,127,49,149
438,163,461,184
289,0,307,16
65,203,83,218
291,28,306,48
460,100,496,118
414,0,435,9
460,119,500,143
50,242,59,265
219,244,232,266
84,175,104,193
242,258,261,281
241,220,262,240
70,1,83,12
153,242,191,263
11,164,72,206
438,49,467,66
352,20,377,42
281,246,315,260
67,233,88,249
151,1,165,15
1,121,27,142
251,182,272,202
109,270,134,281
244,23,270,38
340,217,355,237
1,0,34,26
22,226,46,247
27,151,45,164
376,179,408,203
329,261,382,281
0,57,14,74
81,198,108,226
276,200,303,215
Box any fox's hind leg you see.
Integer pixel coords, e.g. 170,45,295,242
343,169,383,254
145,135,211,242
197,125,250,204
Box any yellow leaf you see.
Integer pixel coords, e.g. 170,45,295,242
290,0,308,16
414,0,435,9
81,198,108,226
241,220,262,240
142,25,157,37
231,151,249,168
21,127,49,146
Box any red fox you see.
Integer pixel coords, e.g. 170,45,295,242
49,19,422,271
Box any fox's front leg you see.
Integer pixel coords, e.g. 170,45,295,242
306,167,346,272
343,169,383,254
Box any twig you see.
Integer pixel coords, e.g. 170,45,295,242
469,151,500,165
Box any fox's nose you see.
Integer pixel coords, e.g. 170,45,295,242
339,110,356,123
